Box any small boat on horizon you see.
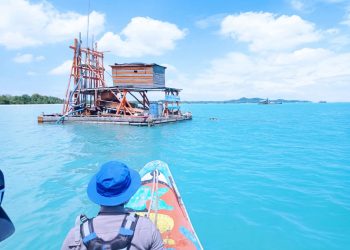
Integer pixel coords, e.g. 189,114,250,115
258,98,271,105
258,98,282,105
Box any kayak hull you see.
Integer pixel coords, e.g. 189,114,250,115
126,160,202,250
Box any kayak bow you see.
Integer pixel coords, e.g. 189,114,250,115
126,160,203,250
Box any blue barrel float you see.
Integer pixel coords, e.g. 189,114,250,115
158,102,163,117
149,102,159,118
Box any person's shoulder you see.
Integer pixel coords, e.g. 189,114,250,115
61,225,82,250
136,215,157,230
134,215,164,249
137,215,153,224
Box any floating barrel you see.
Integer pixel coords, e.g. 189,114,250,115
149,102,159,118
158,102,163,117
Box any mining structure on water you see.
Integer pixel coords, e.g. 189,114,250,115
38,38,192,126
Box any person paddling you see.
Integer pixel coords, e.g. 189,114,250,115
61,161,164,250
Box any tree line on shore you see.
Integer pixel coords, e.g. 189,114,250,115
0,94,63,104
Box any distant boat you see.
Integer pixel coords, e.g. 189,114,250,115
258,98,282,105
272,100,283,104
258,98,271,105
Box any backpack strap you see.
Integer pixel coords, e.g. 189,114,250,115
77,213,139,250
80,215,97,247
118,213,139,250
73,214,90,245
119,213,138,236
0,185,4,204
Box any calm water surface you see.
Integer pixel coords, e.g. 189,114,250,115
0,103,349,249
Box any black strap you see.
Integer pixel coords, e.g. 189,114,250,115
120,214,129,228
97,207,134,216
126,214,139,250
80,213,139,250
80,214,89,223
88,218,94,235
130,214,139,232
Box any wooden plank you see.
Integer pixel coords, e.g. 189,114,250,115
153,73,165,86
113,80,153,82
114,83,157,86
112,69,153,74
113,73,153,76
40,114,191,125
113,80,153,84
113,76,153,79
111,66,153,71
113,74,153,77
113,76,154,79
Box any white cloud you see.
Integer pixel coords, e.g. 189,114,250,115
220,12,320,52
342,18,350,26
330,34,350,47
0,0,105,49
195,14,227,29
289,0,347,12
290,0,305,11
13,53,33,63
49,60,72,75
35,55,45,61
341,7,350,26
188,48,350,102
323,28,350,48
13,53,45,63
98,17,186,57
160,63,177,72
185,11,350,102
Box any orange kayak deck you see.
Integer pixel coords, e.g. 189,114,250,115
126,160,202,250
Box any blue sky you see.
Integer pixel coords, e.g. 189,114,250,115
1,0,350,101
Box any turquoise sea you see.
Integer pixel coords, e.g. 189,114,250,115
0,103,349,250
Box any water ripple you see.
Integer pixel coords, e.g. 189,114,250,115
0,103,349,249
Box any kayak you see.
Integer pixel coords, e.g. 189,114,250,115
126,160,203,250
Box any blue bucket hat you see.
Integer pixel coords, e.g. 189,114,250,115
87,161,141,206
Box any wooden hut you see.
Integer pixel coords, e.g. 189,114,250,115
111,63,166,88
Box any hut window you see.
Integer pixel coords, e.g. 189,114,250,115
134,70,138,73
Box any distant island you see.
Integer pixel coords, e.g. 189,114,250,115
0,95,311,105
182,97,311,104
0,94,63,105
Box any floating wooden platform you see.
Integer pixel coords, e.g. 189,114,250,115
38,113,192,126
40,38,191,127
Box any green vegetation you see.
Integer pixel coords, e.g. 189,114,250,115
0,94,63,104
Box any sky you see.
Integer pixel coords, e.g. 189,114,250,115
1,0,350,102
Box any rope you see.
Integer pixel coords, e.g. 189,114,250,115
147,172,156,218
154,169,159,227
147,169,160,228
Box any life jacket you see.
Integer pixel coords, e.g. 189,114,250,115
79,213,139,250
